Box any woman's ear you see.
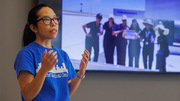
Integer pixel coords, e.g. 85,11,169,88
29,24,37,33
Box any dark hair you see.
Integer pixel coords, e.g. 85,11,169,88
129,20,141,32
23,4,51,47
108,18,116,25
96,13,102,19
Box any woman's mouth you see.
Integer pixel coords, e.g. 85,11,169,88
50,29,57,33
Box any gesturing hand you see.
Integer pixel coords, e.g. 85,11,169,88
78,49,90,77
40,50,58,73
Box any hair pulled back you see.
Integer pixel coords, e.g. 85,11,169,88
23,4,50,47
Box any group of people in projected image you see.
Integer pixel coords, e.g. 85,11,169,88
82,13,170,72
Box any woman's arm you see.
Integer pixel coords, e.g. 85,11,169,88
112,30,123,36
82,24,88,35
18,50,58,101
18,69,47,101
69,49,89,97
82,25,91,37
68,73,84,97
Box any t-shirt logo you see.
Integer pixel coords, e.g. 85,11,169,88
36,63,68,78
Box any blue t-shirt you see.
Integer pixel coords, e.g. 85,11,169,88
14,42,77,101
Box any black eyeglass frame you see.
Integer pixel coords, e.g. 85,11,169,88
35,16,60,25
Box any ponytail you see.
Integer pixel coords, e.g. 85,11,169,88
23,24,36,47
22,4,51,47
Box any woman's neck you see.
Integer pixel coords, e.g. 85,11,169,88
146,28,150,31
108,21,113,28
35,39,52,48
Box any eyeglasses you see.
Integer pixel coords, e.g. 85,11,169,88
35,16,60,25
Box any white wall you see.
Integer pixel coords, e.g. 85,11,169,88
72,72,180,101
1,0,180,101
0,0,36,100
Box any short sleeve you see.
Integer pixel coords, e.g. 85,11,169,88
86,22,93,28
14,50,35,78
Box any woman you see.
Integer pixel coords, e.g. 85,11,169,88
103,14,116,64
128,19,141,68
112,15,129,65
14,4,89,101
82,13,103,62
140,19,155,70
155,24,170,72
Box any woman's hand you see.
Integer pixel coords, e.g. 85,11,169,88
112,30,123,36
69,49,89,97
135,33,141,39
86,33,92,37
78,49,90,77
40,50,58,73
17,49,58,101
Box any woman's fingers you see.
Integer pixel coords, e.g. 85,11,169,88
84,49,90,56
42,50,58,64
44,50,57,61
79,50,89,70
83,49,90,60
41,49,47,60
79,59,86,71
40,50,59,73
49,51,57,59
51,55,57,62
46,50,54,58
82,54,88,64
52,58,58,66
82,50,89,63
79,49,90,75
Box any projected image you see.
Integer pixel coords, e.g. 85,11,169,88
61,0,180,73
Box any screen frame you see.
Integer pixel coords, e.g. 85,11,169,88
37,0,180,74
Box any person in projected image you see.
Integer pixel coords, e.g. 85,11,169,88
139,19,156,70
154,23,170,72
112,15,129,66
82,13,103,62
14,4,89,101
102,14,116,64
128,19,141,68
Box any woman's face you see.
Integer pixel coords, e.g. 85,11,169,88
122,20,126,26
109,18,113,23
96,18,102,24
132,24,137,29
35,7,59,40
145,24,150,30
